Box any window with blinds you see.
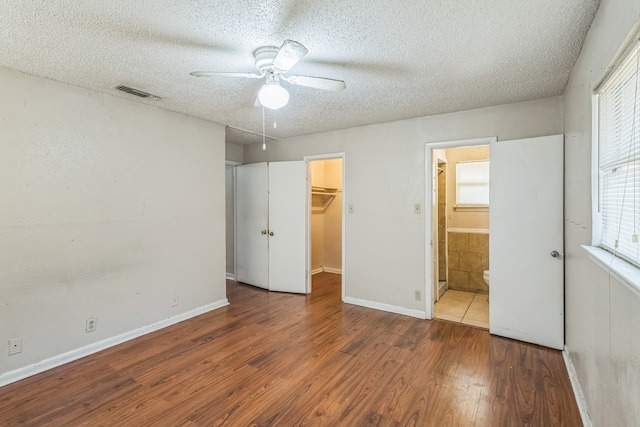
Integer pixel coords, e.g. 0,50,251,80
456,160,490,206
597,39,640,266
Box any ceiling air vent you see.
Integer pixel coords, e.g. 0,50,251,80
115,85,159,99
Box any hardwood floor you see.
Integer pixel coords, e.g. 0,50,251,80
0,273,581,426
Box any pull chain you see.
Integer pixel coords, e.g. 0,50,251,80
262,106,266,151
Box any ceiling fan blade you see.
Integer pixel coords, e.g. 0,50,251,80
284,75,346,91
272,40,308,72
190,71,262,78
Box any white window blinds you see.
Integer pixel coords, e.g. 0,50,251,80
598,40,640,265
456,160,490,205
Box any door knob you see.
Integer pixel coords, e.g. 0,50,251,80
261,230,267,235
551,251,560,258
269,231,274,236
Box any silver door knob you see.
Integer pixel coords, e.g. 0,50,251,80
269,231,274,236
551,251,560,258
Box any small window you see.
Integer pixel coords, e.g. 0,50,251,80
456,160,489,207
596,38,640,266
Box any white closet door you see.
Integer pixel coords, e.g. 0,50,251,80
268,161,307,294
236,163,269,289
489,135,564,349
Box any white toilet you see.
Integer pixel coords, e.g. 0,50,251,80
483,270,490,303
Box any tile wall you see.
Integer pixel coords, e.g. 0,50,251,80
447,232,489,293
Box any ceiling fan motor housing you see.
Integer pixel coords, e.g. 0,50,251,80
254,47,279,74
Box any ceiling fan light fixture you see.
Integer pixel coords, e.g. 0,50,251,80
258,76,289,110
190,40,345,111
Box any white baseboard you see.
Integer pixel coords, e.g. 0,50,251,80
343,297,426,319
225,273,235,281
0,299,229,387
563,345,591,427
311,268,323,275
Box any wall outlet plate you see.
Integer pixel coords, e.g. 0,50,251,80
171,293,179,307
414,290,422,301
86,317,97,332
9,337,22,355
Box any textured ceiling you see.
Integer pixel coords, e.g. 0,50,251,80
0,0,599,145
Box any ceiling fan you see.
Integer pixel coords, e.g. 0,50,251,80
190,40,346,110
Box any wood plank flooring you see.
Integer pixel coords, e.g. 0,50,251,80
0,273,582,426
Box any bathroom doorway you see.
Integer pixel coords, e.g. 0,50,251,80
427,139,493,329
305,155,344,297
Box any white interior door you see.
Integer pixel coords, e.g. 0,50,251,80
236,163,269,289
489,134,564,350
268,161,307,293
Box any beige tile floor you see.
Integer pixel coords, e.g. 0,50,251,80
434,289,489,329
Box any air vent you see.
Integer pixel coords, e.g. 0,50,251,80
115,85,159,99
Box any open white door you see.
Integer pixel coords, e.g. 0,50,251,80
489,135,564,350
236,163,269,289
268,161,307,293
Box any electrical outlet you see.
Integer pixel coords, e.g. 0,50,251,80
414,203,421,214
414,290,422,301
171,293,179,307
348,204,354,213
8,337,22,355
86,317,97,332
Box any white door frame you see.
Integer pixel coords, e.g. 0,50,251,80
424,137,496,319
433,152,448,303
303,153,346,299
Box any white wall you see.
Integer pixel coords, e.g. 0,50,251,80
563,0,640,425
0,67,227,378
245,97,562,314
225,142,243,163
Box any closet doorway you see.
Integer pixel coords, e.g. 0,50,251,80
305,154,345,298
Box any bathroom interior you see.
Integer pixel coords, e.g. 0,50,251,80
433,145,490,329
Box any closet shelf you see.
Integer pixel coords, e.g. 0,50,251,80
311,186,341,195
311,186,340,212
